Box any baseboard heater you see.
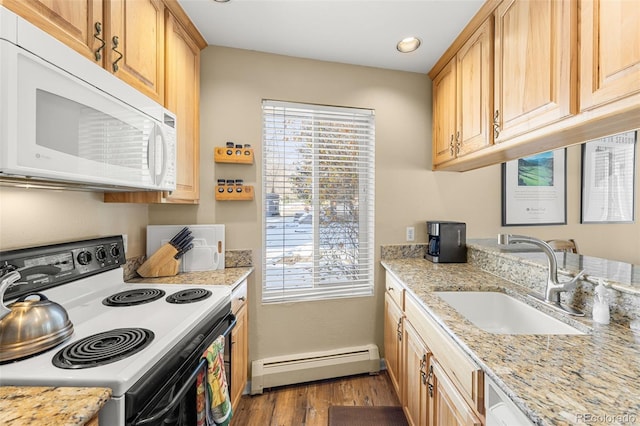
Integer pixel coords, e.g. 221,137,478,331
250,344,380,395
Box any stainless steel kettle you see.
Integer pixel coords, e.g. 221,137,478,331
0,265,74,362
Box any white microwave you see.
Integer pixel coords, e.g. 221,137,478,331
0,6,176,191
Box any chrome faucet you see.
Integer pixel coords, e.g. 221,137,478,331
497,234,585,316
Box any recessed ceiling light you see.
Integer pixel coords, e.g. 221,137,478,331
396,37,422,53
213,0,230,2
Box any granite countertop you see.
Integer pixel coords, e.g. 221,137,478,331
382,258,640,426
0,386,111,425
128,266,253,289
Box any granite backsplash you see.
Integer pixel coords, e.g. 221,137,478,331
123,249,253,281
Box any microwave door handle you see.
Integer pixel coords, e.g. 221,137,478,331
146,125,156,185
154,124,167,184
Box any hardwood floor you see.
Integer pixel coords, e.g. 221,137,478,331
231,371,400,426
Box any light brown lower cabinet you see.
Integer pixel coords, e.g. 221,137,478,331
402,319,431,426
385,274,485,426
403,319,483,426
230,281,248,410
384,291,403,397
431,359,483,426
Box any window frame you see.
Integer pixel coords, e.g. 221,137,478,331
261,100,375,303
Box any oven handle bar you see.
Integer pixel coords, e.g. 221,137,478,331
133,314,237,426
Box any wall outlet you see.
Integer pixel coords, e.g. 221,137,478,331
406,226,415,242
122,234,128,255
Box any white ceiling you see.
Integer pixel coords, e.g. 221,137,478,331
177,0,485,74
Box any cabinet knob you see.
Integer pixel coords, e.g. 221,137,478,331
238,296,246,302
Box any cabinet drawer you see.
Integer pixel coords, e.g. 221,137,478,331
385,271,405,309
231,280,247,314
405,293,483,413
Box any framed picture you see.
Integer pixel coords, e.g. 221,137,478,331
581,131,637,223
502,149,567,226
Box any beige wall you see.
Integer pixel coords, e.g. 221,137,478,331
501,144,640,264
0,187,148,255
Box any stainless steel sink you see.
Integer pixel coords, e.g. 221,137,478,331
435,291,585,335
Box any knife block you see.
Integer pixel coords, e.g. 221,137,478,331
137,244,181,278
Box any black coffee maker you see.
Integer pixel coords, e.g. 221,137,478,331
425,221,467,263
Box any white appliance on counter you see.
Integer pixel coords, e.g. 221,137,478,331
0,6,176,191
147,225,225,271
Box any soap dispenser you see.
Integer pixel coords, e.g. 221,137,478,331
593,280,610,325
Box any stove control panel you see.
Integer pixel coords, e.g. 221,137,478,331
0,236,126,301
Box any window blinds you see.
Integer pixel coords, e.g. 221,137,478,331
262,100,375,303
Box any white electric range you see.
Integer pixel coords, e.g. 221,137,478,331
0,236,233,426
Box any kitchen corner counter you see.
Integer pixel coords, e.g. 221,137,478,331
0,386,111,425
381,258,640,426
127,267,253,289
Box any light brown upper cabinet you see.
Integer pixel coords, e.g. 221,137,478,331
104,5,204,204
432,19,493,166
3,0,165,104
1,0,102,61
105,0,165,103
161,9,200,203
432,59,457,165
429,0,639,171
493,0,577,142
580,0,640,110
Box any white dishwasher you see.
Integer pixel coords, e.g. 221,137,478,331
485,376,534,426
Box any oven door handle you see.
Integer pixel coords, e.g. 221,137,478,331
133,315,237,426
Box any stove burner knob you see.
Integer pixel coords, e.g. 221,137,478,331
96,247,107,262
110,245,121,258
77,251,92,265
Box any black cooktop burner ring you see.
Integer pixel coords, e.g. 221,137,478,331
102,288,166,306
52,328,154,369
166,288,213,304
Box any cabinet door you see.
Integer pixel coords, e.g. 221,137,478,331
457,18,493,157
230,303,248,410
105,0,164,103
163,10,200,203
384,292,404,398
494,0,576,141
580,0,640,110
402,320,430,426
432,360,482,426
432,59,457,165
104,9,201,204
2,0,102,63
